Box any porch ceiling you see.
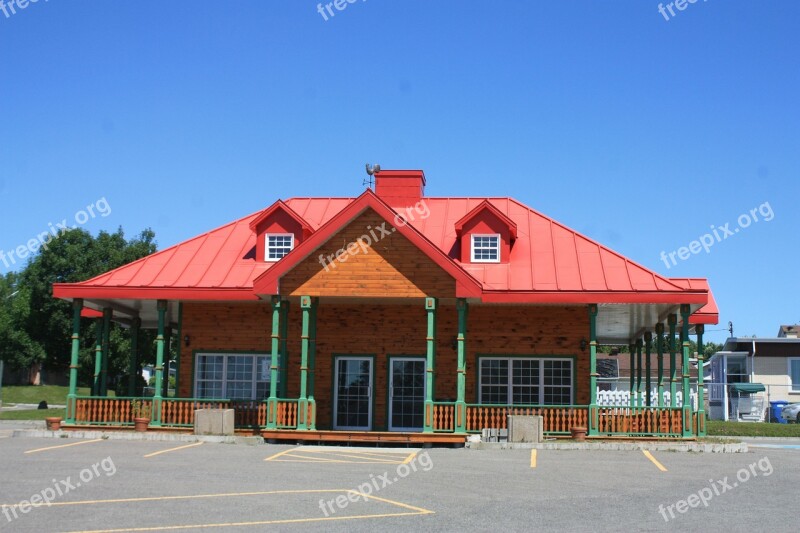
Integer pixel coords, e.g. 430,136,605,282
78,298,180,329
596,303,703,344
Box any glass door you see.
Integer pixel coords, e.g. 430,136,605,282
389,358,426,432
333,357,373,430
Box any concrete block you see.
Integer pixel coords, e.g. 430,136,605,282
194,409,235,436
507,415,543,443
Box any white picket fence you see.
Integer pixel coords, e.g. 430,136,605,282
597,388,698,409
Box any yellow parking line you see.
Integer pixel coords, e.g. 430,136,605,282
642,450,668,472
402,452,418,464
23,489,434,532
264,447,301,462
24,439,103,454
303,451,401,463
530,449,537,468
144,442,203,458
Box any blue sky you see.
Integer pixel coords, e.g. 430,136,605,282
1,1,798,344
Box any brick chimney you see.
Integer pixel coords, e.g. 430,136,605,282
374,170,426,208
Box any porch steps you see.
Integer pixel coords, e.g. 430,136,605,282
260,429,466,445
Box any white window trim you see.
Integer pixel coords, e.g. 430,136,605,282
265,233,294,262
470,234,501,263
788,358,800,394
194,352,274,400
478,356,574,405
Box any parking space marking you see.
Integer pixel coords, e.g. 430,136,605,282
19,489,434,532
642,450,668,472
24,438,103,454
530,449,537,468
143,441,203,458
265,447,417,464
749,444,800,450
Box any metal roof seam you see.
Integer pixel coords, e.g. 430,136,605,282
572,230,586,291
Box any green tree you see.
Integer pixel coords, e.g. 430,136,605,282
2,227,156,385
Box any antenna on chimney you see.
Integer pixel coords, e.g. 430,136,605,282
364,163,381,189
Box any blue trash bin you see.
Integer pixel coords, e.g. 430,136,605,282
770,401,789,423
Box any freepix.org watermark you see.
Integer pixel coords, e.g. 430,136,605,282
0,197,112,271
659,201,774,269
318,451,433,517
0,0,48,20
316,0,367,22
657,0,707,22
317,199,430,272
2,456,117,523
658,456,772,522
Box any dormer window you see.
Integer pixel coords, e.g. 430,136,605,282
471,234,500,263
266,234,294,261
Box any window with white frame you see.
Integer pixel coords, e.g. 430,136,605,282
479,357,573,405
789,358,800,393
471,234,500,263
266,234,294,261
194,353,273,400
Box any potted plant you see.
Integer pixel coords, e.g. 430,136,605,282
570,426,587,442
131,400,151,432
45,417,62,431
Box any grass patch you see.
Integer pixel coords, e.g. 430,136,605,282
0,408,64,421
707,420,800,437
0,385,107,406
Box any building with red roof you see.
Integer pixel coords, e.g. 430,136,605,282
53,169,718,440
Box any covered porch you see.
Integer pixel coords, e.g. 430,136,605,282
58,295,713,441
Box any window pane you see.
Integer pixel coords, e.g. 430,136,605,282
543,360,572,405
791,360,800,392
480,359,508,404
267,234,293,260
472,235,500,262
512,360,539,405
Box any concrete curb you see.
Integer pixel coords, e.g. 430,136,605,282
0,420,45,428
11,429,265,446
466,441,749,453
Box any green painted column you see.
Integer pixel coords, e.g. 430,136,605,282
65,299,83,424
92,318,103,396
128,318,141,397
455,298,468,433
297,296,312,430
644,332,652,407
174,304,183,398
162,327,172,398
266,296,281,429
636,339,643,408
279,300,290,398
100,308,112,396
668,314,677,408
656,323,665,408
424,298,437,433
696,324,706,436
308,298,318,430
151,300,167,426
629,343,636,408
588,304,599,436
680,304,692,437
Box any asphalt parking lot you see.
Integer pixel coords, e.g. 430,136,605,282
1,429,798,532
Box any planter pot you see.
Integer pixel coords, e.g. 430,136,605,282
570,426,587,442
45,417,62,431
133,417,149,432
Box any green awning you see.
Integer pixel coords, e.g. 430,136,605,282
731,383,766,393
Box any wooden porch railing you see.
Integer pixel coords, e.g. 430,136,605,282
160,399,231,427
74,396,145,426
276,399,300,429
464,404,589,435
433,402,456,432
229,400,267,427
595,407,683,436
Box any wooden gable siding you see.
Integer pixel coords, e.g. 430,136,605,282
179,302,589,430
280,209,456,298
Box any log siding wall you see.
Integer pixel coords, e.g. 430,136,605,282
180,302,590,430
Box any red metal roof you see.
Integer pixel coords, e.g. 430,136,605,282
53,192,714,312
